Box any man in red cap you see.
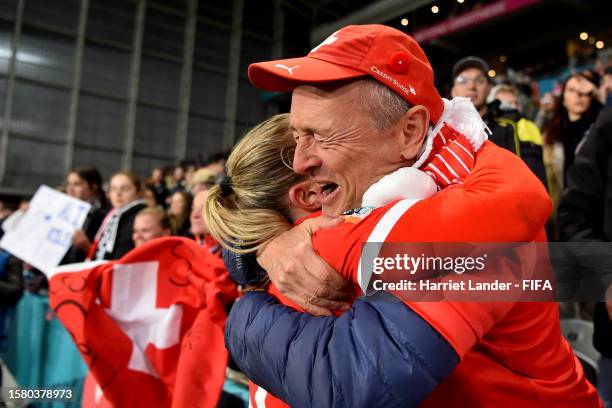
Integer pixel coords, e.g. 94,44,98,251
224,25,601,407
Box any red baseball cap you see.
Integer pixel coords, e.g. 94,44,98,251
248,24,444,123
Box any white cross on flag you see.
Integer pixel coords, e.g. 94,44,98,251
48,237,239,408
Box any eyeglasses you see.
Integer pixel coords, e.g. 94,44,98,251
454,75,488,86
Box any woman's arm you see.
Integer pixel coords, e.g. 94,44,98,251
313,141,552,285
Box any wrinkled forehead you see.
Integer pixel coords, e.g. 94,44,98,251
290,81,364,124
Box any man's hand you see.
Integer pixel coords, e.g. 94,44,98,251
257,216,352,315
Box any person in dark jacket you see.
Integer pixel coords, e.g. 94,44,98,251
61,165,110,264
148,167,169,208
450,56,548,189
558,106,612,407
168,191,192,238
82,171,146,261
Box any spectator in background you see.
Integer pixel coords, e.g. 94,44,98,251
0,201,15,222
168,191,192,237
450,56,496,116
543,73,602,212
489,84,520,110
451,56,547,188
87,171,147,260
0,198,48,294
63,166,110,264
142,184,158,209
0,200,18,240
168,165,187,196
132,208,171,247
486,84,547,188
0,199,29,245
0,249,22,383
582,68,601,90
189,168,217,194
557,106,612,407
535,92,557,131
190,190,220,255
184,164,196,190
205,152,229,183
148,167,168,208
0,253,23,310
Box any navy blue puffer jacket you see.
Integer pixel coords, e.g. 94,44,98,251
226,290,459,407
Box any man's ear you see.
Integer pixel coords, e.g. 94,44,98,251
288,181,322,213
397,105,430,163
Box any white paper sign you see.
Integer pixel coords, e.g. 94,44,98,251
0,185,91,273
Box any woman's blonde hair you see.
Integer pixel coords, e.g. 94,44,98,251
205,113,305,254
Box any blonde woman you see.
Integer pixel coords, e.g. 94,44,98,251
86,171,147,260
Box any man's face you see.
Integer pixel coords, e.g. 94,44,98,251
451,67,490,112
290,83,405,216
132,214,167,247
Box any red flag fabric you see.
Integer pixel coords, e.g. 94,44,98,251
48,237,239,408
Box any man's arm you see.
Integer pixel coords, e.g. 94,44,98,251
226,291,458,408
255,142,551,314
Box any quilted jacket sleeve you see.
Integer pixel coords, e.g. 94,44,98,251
226,291,458,408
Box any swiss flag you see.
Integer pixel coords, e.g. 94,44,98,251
48,237,239,408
